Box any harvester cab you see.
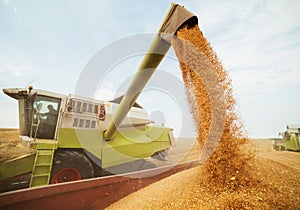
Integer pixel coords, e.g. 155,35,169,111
3,88,64,142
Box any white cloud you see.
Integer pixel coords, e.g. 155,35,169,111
198,0,300,64
3,0,18,12
3,0,11,6
1,64,34,77
0,64,38,89
198,0,300,91
95,88,121,101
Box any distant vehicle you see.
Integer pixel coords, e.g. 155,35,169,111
273,125,300,151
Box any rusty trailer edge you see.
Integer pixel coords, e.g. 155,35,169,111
0,160,199,210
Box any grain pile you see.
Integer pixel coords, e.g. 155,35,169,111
107,24,300,209
107,140,300,209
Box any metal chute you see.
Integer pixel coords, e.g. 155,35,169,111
104,3,197,139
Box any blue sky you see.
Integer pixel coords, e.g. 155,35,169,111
0,0,299,138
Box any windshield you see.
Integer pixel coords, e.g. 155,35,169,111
32,95,61,139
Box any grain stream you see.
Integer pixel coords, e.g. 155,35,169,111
172,24,254,190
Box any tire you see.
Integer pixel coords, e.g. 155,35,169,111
50,151,94,184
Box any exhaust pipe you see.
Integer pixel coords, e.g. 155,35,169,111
104,3,197,140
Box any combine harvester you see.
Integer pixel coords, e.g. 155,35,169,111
0,3,200,209
273,125,300,151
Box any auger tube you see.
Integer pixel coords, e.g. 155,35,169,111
104,3,197,140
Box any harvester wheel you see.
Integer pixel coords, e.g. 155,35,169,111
50,151,94,184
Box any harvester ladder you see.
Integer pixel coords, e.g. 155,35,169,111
29,148,55,187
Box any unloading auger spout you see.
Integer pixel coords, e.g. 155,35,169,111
104,3,198,140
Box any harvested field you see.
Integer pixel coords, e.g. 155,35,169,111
107,139,300,209
0,128,35,162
